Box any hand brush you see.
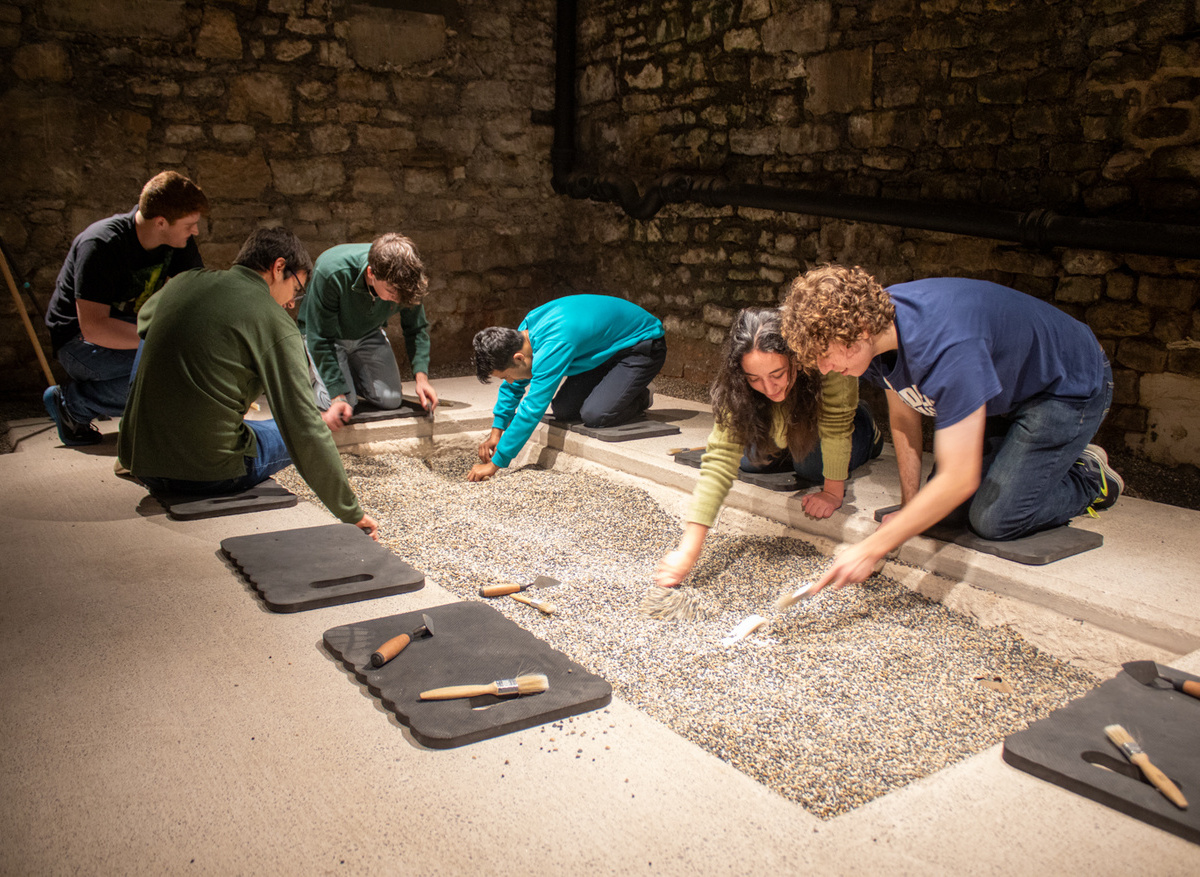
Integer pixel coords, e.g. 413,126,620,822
420,673,549,701
512,592,556,615
1105,723,1188,809
640,585,707,621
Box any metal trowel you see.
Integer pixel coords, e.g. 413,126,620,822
370,613,435,668
1122,660,1200,699
479,576,561,598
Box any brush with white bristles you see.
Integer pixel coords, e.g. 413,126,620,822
419,673,549,701
1105,723,1188,809
640,585,707,621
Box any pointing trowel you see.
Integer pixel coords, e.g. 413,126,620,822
1122,660,1200,699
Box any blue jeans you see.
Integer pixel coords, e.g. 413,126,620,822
740,401,883,484
551,336,667,427
965,360,1113,540
307,329,404,410
57,336,137,422
138,420,293,496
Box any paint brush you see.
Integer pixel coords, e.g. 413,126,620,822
419,673,549,701
776,581,818,611
640,585,706,621
512,592,555,615
1104,724,1188,809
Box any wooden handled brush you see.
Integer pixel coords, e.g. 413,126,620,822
512,592,555,614
1105,724,1188,809
419,673,549,701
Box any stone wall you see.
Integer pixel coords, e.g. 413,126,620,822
1,0,1198,465
0,0,565,391
563,0,1200,466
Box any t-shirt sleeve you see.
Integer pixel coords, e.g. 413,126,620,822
72,237,124,306
922,339,1002,429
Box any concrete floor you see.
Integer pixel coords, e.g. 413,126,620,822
2,376,1198,875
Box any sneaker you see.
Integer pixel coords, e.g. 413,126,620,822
1078,444,1124,515
42,385,102,447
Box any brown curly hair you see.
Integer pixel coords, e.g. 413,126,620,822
710,308,821,465
780,265,893,368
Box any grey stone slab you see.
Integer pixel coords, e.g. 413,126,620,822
221,522,424,612
1003,665,1199,844
323,601,612,749
154,478,297,520
873,504,1104,565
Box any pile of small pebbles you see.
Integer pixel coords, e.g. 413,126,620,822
277,451,1097,819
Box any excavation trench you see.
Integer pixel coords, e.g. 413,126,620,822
273,434,1117,820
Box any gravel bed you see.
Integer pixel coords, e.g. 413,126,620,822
276,449,1097,819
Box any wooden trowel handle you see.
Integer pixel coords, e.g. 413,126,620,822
480,583,522,597
370,633,412,668
420,683,494,700
1179,679,1200,699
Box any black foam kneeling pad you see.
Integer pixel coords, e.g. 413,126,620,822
545,416,681,441
221,522,424,612
347,397,466,424
672,448,812,492
154,478,297,520
873,504,1103,565
1003,664,1199,844
323,601,612,748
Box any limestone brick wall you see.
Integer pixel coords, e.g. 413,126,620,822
564,0,1200,466
0,0,563,392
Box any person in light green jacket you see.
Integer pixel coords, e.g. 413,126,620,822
654,307,882,588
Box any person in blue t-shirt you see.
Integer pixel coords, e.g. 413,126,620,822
469,294,667,482
781,264,1123,594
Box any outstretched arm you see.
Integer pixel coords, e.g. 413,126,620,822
812,404,986,594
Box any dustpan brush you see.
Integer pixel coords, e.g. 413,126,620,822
640,585,706,621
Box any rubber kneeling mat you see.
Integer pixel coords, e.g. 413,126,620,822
1003,665,1199,844
873,504,1103,565
546,416,680,441
323,601,612,749
347,397,467,424
673,448,811,492
154,477,297,520
221,522,424,612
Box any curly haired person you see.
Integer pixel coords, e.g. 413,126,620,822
781,264,1121,594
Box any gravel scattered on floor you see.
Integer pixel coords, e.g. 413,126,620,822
276,449,1097,819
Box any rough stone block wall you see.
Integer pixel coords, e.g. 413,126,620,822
0,0,564,392
564,0,1200,466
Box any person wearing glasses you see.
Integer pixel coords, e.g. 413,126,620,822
296,233,436,431
42,171,209,446
117,227,379,539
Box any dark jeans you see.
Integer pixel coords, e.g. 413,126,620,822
57,336,137,422
550,336,667,427
740,401,883,484
139,419,293,497
964,360,1114,540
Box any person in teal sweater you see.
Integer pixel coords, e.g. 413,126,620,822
297,233,435,431
469,294,667,482
655,308,881,587
117,227,378,539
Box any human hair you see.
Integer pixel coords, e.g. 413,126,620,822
710,308,821,464
472,326,524,383
780,264,894,369
138,171,210,222
368,233,428,306
232,227,314,276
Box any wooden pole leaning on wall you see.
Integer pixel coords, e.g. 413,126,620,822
0,246,55,387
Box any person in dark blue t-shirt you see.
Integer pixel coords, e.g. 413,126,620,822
781,264,1122,593
43,171,209,446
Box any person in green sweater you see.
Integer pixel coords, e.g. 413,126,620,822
117,227,379,539
654,307,881,587
296,234,435,431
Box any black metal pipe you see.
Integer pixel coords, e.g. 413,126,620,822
551,0,1200,259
